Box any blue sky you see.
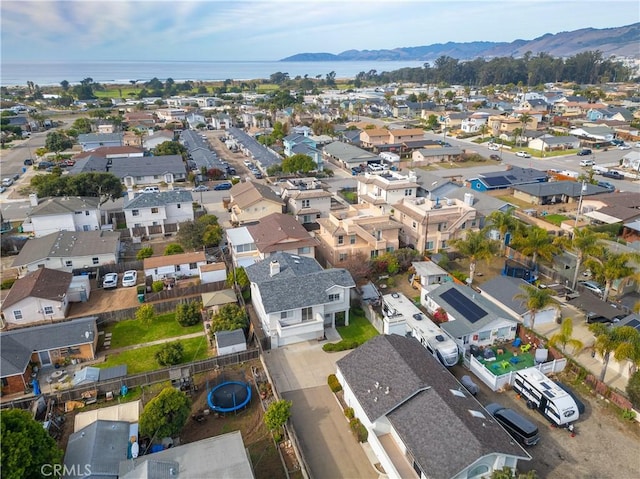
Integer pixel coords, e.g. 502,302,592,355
1,0,638,62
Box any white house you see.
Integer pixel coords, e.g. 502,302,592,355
336,335,530,479
155,108,187,122
357,170,419,211
245,252,355,348
143,252,206,281
12,230,121,275
226,226,259,268
123,190,194,238
21,196,102,238
423,283,519,352
142,130,175,150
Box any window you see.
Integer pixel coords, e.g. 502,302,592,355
13,310,23,320
44,306,54,315
85,211,90,216
370,250,379,259
153,175,159,179
177,204,181,209
301,307,313,321
338,253,348,262
471,220,477,227
92,257,99,265
478,330,491,341
280,311,291,319
151,207,159,214
497,326,510,339
386,246,394,253
298,247,310,254
189,262,197,269
441,240,447,249
404,189,412,196
74,211,82,215
132,210,140,216
65,260,73,267
461,222,466,229
329,293,340,302
349,235,356,245
301,199,310,208
426,241,434,250
337,235,344,245
437,222,447,231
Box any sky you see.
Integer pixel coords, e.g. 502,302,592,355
1,0,638,62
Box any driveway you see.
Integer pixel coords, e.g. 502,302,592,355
264,340,377,479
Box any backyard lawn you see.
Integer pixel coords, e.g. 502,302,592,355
98,336,210,374
337,311,379,345
541,214,571,226
478,346,535,376
103,312,203,349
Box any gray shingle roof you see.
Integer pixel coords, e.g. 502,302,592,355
78,132,124,144
228,127,282,167
215,329,246,349
30,196,100,216
245,252,355,313
123,190,193,209
479,276,534,315
323,141,377,164
513,182,608,198
430,283,518,338
336,335,528,478
2,268,73,308
0,336,32,376
70,155,186,179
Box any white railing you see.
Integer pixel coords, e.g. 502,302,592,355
467,354,567,391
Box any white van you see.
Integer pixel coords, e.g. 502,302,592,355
579,159,595,167
141,186,160,193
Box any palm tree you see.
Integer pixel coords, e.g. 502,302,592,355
510,226,559,269
514,284,556,331
548,318,584,355
451,230,499,284
585,251,640,302
554,228,608,290
589,324,640,382
484,207,519,254
518,113,534,136
513,127,523,147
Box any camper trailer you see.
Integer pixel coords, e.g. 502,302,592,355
382,292,459,367
511,367,579,426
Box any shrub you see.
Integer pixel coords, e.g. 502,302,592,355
627,370,640,410
151,281,164,293
349,418,368,443
323,339,359,352
136,246,154,260
164,243,184,256
1,278,16,290
344,407,355,420
327,374,342,393
175,301,202,327
155,341,184,366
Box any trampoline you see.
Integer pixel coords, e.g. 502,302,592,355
207,381,251,413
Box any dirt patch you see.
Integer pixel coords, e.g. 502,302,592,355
67,283,141,318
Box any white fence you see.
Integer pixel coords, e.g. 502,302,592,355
466,355,567,391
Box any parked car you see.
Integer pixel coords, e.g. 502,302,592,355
585,312,615,324
192,185,209,192
596,181,615,192
37,161,54,170
243,160,253,167
579,280,604,297
23,158,34,166
488,143,500,151
461,375,479,396
213,182,232,191
226,166,236,175
577,149,592,156
122,270,138,287
2,178,14,187
485,403,540,446
0,186,6,194
489,154,501,161
102,273,118,289
515,151,531,158
602,170,624,180
579,159,595,167
141,186,160,193
618,144,631,150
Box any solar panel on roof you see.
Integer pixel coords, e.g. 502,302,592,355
626,319,640,331
440,288,488,323
483,176,511,187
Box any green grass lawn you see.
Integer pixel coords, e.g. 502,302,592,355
479,347,535,376
337,312,379,344
103,312,203,349
543,214,571,226
98,336,210,374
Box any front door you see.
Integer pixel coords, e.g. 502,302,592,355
38,351,51,366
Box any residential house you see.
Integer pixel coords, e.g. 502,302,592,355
488,115,521,140
480,276,559,327
68,155,187,186
72,146,144,161
247,213,318,259
156,108,187,122
357,170,419,212
1,268,74,327
322,141,377,170
586,107,634,122
143,252,206,281
520,98,549,112
528,135,580,152
143,130,175,150
214,329,247,356
468,166,548,192
445,187,512,229
21,196,102,238
123,111,156,128
210,113,233,130
411,261,453,293
226,127,281,171
12,230,120,275
283,132,316,157
226,226,259,268
228,181,285,225
360,129,391,149
336,334,530,479
581,191,640,226
199,262,227,284
245,252,355,348
556,102,605,117
569,126,615,143
512,181,609,206
186,111,207,129
621,151,640,171
423,283,519,352
411,146,464,165
392,193,479,253
123,190,194,238
280,178,334,225
77,132,124,151
315,204,401,268
460,112,490,134
0,317,98,394
118,432,255,479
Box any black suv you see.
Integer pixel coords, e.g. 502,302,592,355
577,149,592,156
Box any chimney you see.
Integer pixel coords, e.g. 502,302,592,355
127,188,135,201
29,193,39,207
269,260,280,277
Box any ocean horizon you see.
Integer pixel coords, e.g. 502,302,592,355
1,60,426,87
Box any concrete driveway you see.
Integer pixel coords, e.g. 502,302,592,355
264,340,378,479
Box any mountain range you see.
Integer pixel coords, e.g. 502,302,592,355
281,23,640,62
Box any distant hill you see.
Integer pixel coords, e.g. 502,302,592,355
281,23,640,62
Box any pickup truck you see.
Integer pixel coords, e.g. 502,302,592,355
602,170,625,180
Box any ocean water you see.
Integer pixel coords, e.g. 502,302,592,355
1,60,426,87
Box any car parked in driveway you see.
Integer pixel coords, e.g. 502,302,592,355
102,272,118,289
579,280,604,297
515,151,531,158
122,270,137,287
485,403,540,446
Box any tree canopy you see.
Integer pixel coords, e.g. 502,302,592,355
176,214,221,250
1,409,63,479
153,140,188,161
282,154,316,173
264,399,292,432
139,387,191,438
209,303,248,334
44,131,73,153
30,172,123,204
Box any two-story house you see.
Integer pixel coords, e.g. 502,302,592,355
283,133,316,157
460,112,490,133
21,196,102,238
12,230,120,275
280,178,334,225
123,190,194,238
315,204,401,267
155,108,187,122
229,181,285,225
245,252,355,348
69,155,187,186
393,193,479,252
357,170,419,212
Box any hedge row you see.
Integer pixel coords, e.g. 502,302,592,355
344,407,354,420
349,418,368,443
328,374,342,393
322,339,359,352
1,278,16,290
